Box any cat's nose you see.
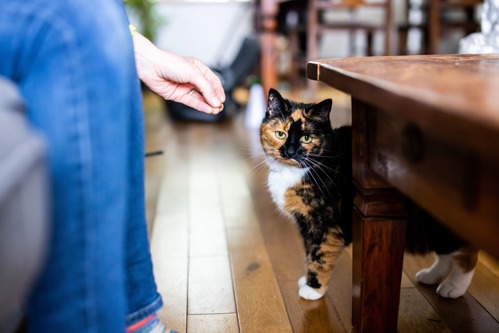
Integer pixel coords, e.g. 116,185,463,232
285,146,296,158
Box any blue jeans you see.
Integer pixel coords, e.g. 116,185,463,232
0,0,162,331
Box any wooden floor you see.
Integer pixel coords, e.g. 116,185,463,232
143,89,499,333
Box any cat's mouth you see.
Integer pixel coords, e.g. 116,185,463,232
278,156,303,168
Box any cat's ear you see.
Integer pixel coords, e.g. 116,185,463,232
305,98,332,121
266,88,286,118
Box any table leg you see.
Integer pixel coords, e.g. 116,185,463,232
351,98,407,332
352,189,407,333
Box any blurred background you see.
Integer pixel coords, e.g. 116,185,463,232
125,0,486,117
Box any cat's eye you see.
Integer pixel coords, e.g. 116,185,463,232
301,135,313,143
275,131,287,139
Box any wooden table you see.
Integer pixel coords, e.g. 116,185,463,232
307,54,499,333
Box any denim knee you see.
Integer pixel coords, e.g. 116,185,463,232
0,1,148,332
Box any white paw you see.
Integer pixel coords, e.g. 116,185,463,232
299,284,325,300
436,269,474,299
297,276,324,300
436,281,466,299
416,268,443,285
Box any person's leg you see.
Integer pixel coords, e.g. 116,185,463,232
124,37,164,331
0,0,161,331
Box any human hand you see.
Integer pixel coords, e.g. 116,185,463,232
133,32,225,114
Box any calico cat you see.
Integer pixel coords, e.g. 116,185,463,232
260,88,478,301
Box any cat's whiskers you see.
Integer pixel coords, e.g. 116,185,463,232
300,159,331,198
303,157,339,192
250,158,270,176
305,156,341,174
241,151,265,164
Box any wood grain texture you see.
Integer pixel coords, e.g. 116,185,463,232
151,214,189,332
155,257,188,333
468,258,499,321
308,54,499,162
369,108,499,259
404,254,499,333
188,256,236,315
227,228,293,333
280,281,346,333
398,288,453,333
187,314,239,333
352,209,407,333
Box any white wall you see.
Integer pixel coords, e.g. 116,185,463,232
147,1,255,68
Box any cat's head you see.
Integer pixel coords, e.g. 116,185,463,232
260,88,333,168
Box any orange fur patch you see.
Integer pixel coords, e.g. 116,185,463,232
306,231,345,293
284,184,311,216
453,246,478,272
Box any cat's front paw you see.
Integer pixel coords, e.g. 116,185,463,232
415,268,445,285
436,281,466,299
297,276,325,300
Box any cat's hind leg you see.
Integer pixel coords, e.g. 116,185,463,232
416,254,452,285
435,247,478,299
416,247,478,299
298,232,345,300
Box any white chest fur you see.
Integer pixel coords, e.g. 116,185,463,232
266,159,308,214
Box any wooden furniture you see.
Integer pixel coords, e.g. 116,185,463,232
254,0,393,96
307,54,499,332
307,0,394,96
307,0,393,59
254,0,284,96
398,0,482,54
284,0,394,95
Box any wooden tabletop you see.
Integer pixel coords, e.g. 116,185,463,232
308,54,499,262
308,54,499,162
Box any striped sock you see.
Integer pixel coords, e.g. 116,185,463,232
126,313,176,333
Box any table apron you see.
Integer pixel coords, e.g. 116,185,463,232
361,102,499,259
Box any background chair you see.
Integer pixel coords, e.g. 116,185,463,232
291,0,393,96
398,0,482,54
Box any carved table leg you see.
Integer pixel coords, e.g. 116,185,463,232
352,189,407,333
351,98,407,333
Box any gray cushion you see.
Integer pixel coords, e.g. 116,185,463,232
0,77,49,333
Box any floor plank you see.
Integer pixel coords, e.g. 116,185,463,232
227,228,293,333
188,256,236,315
398,288,453,333
468,255,499,321
280,280,347,333
152,214,189,332
404,255,499,333
188,314,239,333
